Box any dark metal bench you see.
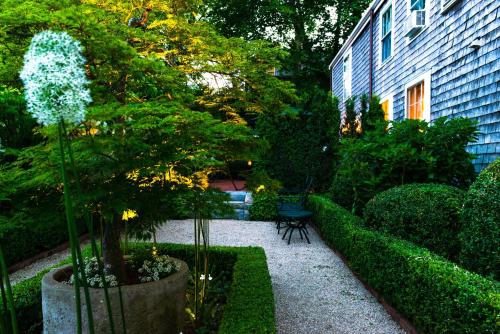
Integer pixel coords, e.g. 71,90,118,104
276,177,313,245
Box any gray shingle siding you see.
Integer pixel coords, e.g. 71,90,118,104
331,0,500,171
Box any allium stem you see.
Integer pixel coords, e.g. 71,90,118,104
58,120,95,334
0,245,18,334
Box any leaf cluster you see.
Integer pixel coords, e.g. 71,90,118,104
331,116,478,213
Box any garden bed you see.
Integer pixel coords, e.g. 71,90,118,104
6,243,275,334
308,195,499,334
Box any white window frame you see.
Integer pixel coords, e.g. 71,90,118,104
379,0,395,66
406,0,429,42
441,0,460,14
404,71,431,122
342,48,352,101
380,93,394,121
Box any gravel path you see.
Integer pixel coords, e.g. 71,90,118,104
156,219,406,334
9,241,90,285
9,219,406,333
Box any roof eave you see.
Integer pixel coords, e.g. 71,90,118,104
328,0,384,70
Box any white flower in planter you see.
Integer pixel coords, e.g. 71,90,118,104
20,30,91,126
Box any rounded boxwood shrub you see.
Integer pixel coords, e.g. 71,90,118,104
460,158,500,280
249,191,278,221
364,183,465,260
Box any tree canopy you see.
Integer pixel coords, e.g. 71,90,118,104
201,0,371,89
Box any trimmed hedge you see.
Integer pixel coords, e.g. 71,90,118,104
309,195,499,334
460,158,500,280
364,183,465,260
7,243,275,334
0,215,83,267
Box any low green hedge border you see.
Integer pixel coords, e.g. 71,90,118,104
308,195,499,334
8,243,275,334
0,216,84,267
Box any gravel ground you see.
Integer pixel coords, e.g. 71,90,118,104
156,219,406,334
9,219,406,333
9,241,89,285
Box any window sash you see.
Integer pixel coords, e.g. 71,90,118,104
382,6,392,36
407,81,425,120
410,0,425,11
343,54,351,99
382,35,392,61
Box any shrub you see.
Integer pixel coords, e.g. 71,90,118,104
5,243,275,334
0,212,83,267
331,117,477,213
364,183,465,260
249,191,278,221
309,195,499,334
256,86,340,191
460,158,500,280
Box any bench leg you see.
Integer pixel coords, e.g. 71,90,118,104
282,226,291,240
302,227,311,244
287,227,294,245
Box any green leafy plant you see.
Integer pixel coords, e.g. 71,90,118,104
364,183,465,260
331,117,478,213
257,87,339,190
249,191,278,221
460,158,500,280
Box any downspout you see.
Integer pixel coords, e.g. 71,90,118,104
369,8,374,97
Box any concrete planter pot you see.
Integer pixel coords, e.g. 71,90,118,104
42,258,189,334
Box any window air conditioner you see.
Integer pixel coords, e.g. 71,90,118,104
407,10,426,37
441,0,460,14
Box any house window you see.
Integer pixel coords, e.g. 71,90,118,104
381,3,393,63
407,81,424,119
380,94,393,121
410,0,425,10
342,49,352,100
404,71,431,121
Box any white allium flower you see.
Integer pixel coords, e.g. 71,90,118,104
20,30,92,126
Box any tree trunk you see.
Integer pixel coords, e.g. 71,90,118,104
102,214,126,283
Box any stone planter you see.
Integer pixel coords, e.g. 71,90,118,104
42,258,188,334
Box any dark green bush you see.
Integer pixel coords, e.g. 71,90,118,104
256,86,339,191
331,117,477,213
0,212,81,267
460,158,500,280
249,191,278,221
7,243,275,334
309,195,499,334
364,183,465,260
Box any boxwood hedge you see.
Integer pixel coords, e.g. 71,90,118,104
363,183,465,261
460,158,500,280
309,195,499,334
6,243,275,334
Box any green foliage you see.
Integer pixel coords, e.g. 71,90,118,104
460,158,500,280
0,86,40,159
249,191,278,221
0,212,81,267
364,183,465,260
202,0,371,89
331,117,478,213
257,87,340,190
6,243,275,334
309,195,500,334
360,95,385,134
217,246,275,334
341,96,358,138
0,0,296,273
